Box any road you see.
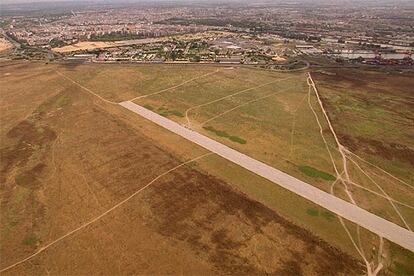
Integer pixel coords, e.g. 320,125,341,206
119,100,414,253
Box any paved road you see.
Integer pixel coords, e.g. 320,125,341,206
120,100,414,252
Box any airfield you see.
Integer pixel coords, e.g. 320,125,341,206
1,62,413,275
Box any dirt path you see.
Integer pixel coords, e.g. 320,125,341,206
344,179,414,210
347,157,413,230
330,178,373,273
307,74,382,275
201,90,285,126
185,77,293,127
0,153,212,273
56,71,117,105
129,69,220,101
307,74,349,178
306,83,343,181
345,150,414,191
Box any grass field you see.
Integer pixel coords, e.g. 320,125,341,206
312,69,413,182
119,64,413,228
1,61,413,274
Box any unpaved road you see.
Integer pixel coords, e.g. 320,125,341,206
120,100,414,253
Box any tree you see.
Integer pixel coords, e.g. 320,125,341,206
49,38,66,48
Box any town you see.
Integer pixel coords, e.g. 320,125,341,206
0,1,413,67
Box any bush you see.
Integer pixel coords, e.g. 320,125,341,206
299,165,335,181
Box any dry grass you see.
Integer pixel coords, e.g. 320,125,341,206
0,61,364,275
312,69,414,183
30,63,414,271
